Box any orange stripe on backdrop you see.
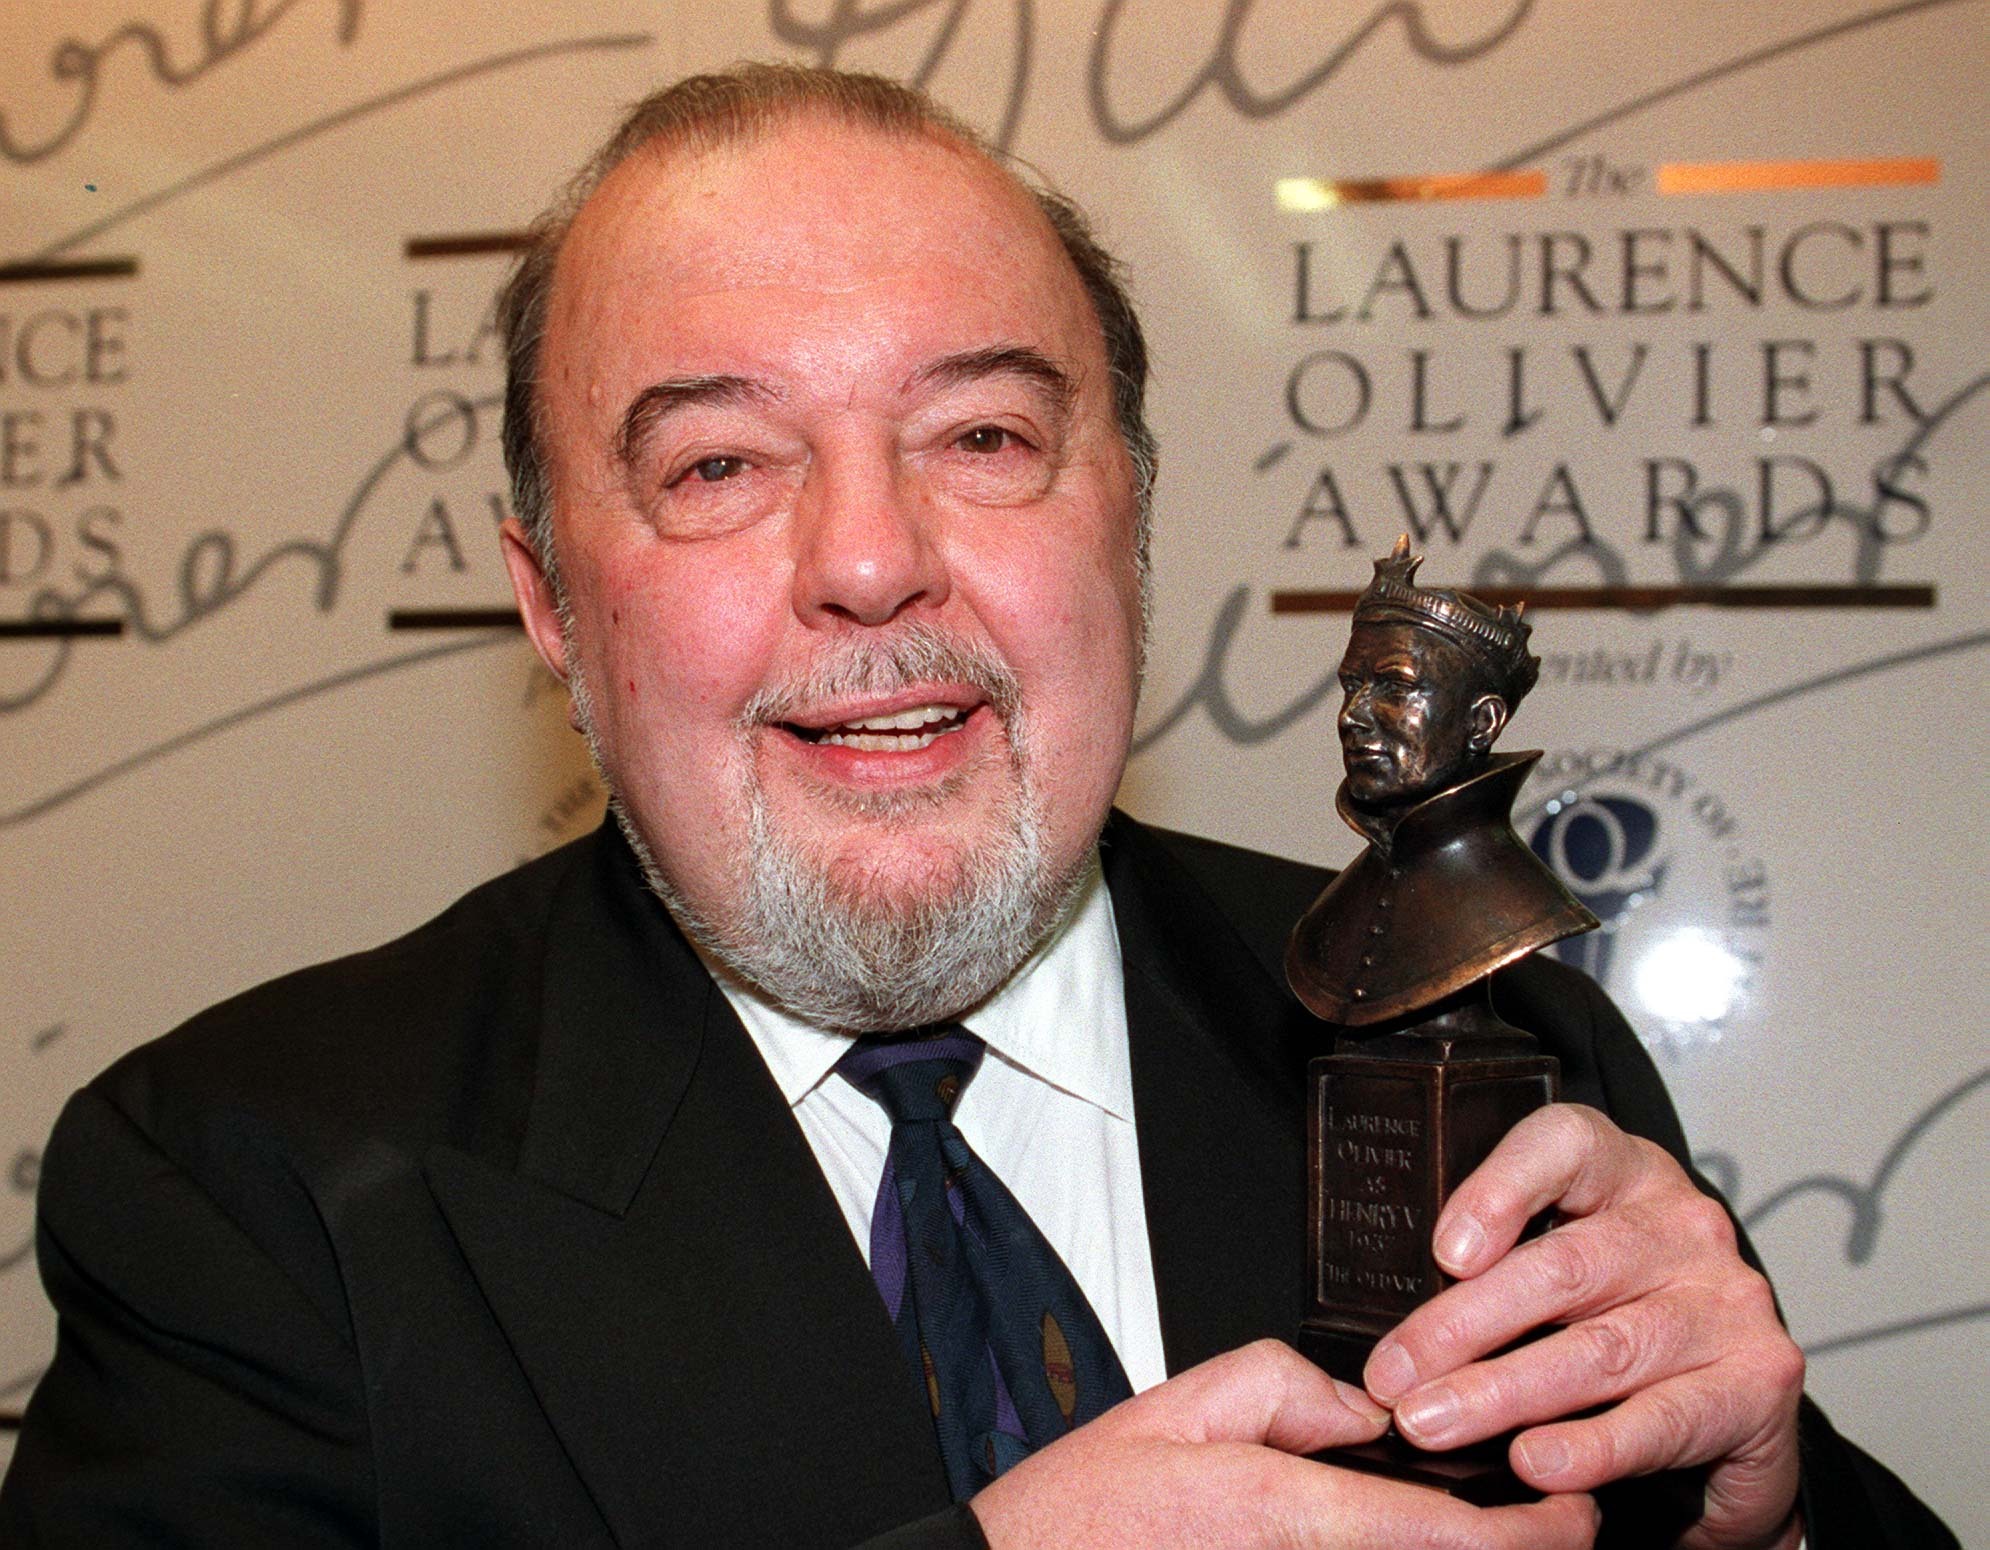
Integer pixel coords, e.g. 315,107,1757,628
1277,170,1545,210
1657,157,1939,194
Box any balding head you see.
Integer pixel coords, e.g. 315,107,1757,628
497,64,1155,599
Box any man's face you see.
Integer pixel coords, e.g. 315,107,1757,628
502,118,1144,1026
1336,622,1491,812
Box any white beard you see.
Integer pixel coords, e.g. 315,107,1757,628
576,622,1089,1032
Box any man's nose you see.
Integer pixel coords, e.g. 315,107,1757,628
790,451,949,628
1337,686,1373,737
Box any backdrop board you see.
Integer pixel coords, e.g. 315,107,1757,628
2,2,1984,1537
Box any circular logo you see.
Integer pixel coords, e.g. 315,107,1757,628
1524,750,1770,1056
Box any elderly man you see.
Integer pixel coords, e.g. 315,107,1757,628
0,65,1950,1550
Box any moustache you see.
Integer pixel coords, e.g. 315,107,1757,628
739,623,1022,728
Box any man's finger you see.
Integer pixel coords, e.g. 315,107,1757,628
1373,1186,1744,1408
1121,1339,1391,1454
1506,1365,1800,1505
1429,1105,1659,1281
1389,1284,1729,1450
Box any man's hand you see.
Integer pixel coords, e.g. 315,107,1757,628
971,1339,1600,1549
1362,1104,1805,1550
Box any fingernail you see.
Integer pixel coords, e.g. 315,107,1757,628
1365,1340,1416,1402
1517,1434,1571,1480
1433,1211,1485,1272
1332,1379,1390,1425
1396,1384,1460,1444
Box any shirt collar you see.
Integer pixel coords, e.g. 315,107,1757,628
714,854,1133,1123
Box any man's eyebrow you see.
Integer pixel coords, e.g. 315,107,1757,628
909,346,1078,416
616,375,776,467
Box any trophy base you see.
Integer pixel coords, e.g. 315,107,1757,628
1308,1429,1537,1507
1314,1431,1710,1538
1302,997,1560,1371
1297,987,1560,1508
1299,1322,1709,1527
1297,1323,1538,1504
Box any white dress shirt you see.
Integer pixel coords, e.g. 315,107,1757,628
714,858,1171,1396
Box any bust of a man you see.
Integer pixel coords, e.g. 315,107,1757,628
1286,538,1597,1026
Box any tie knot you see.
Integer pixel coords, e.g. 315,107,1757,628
836,1026,984,1124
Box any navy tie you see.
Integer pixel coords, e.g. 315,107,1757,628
836,1027,1134,1500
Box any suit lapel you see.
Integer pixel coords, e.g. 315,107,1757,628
424,832,950,1548
1104,816,1315,1374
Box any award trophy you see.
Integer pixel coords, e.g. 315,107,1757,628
1286,538,1599,1504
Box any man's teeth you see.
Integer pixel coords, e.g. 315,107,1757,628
846,705,958,731
814,704,967,751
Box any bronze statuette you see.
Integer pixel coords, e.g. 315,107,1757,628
1288,536,1599,1504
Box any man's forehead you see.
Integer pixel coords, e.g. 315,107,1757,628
527,116,1120,466
553,116,1067,321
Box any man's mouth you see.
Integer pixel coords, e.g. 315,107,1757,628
786,703,973,753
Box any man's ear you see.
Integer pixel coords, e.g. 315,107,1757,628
1467,693,1509,754
499,517,582,732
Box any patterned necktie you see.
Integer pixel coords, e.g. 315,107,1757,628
836,1026,1134,1500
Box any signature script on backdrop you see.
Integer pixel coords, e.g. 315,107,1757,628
8,5,652,265
773,0,1968,156
10,0,1973,246
0,389,523,826
1,0,365,166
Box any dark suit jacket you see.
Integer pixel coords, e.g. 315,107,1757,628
0,816,1953,1548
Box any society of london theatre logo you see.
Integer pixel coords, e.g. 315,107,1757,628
1524,751,1770,1056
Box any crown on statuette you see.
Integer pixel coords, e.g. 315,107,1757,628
1353,535,1540,702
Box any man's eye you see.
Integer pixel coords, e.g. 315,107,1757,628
676,455,744,485
957,426,1014,454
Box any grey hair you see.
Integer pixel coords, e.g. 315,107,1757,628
495,62,1157,599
